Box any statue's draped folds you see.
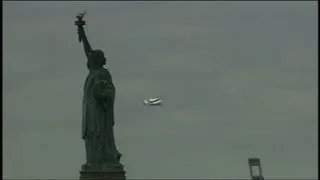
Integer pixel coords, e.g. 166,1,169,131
82,69,121,169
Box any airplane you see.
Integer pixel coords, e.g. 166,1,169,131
143,97,162,106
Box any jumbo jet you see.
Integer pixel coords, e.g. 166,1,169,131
143,97,162,106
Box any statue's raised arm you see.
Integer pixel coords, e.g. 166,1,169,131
75,11,92,59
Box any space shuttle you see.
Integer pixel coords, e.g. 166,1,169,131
143,97,162,106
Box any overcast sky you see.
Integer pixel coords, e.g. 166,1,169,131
3,1,318,179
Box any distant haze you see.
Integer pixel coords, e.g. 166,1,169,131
3,1,318,179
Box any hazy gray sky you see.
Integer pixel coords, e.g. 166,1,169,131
3,1,318,179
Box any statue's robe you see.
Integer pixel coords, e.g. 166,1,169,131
82,68,120,168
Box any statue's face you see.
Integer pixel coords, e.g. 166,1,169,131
90,57,105,68
101,56,107,65
90,50,107,68
95,55,106,66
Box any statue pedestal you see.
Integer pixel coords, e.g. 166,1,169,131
79,170,126,180
79,164,126,180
